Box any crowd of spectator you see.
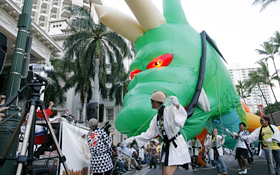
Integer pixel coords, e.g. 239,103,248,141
110,139,161,174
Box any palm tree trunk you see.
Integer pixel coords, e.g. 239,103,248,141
93,41,100,103
269,85,280,111
241,89,246,104
258,84,276,124
80,92,87,123
272,57,280,87
82,100,87,123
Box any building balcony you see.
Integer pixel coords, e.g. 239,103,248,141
39,21,46,28
39,9,48,16
52,0,59,5
62,0,72,6
41,0,50,5
61,7,70,18
39,14,47,21
83,3,90,8
32,8,38,14
50,13,57,19
40,7,47,13
51,5,59,12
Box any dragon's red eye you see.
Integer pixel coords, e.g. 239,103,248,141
147,53,173,69
130,70,142,80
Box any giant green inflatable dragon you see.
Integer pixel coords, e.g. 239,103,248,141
95,0,247,149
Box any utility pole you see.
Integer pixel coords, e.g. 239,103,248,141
0,0,33,174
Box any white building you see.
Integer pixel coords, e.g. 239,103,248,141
1,0,130,143
228,64,272,113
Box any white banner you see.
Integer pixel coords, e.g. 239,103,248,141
60,121,91,175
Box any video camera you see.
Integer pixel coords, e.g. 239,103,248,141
0,64,54,108
28,64,54,84
29,64,53,77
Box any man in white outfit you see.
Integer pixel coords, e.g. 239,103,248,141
188,137,202,171
204,129,228,175
124,91,190,175
226,123,251,174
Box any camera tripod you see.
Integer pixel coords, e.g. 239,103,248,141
0,74,70,175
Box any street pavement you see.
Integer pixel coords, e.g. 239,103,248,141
128,155,268,175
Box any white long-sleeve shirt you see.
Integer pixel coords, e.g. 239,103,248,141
134,104,191,166
188,138,202,156
204,135,225,160
245,125,280,157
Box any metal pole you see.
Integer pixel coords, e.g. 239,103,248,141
0,0,33,174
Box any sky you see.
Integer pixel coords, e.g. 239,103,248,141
101,0,280,101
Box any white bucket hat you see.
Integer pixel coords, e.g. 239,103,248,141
150,91,167,103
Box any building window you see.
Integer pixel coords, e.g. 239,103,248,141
106,108,114,121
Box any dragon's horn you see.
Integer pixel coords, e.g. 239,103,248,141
163,0,188,24
94,4,144,43
125,0,166,32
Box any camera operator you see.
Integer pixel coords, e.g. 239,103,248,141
0,106,9,123
0,95,6,105
0,95,8,123
86,118,114,175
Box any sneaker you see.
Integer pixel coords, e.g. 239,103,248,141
136,165,142,170
243,168,247,174
193,168,197,172
212,166,216,169
239,170,243,174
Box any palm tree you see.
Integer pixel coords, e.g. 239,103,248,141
63,5,131,122
271,31,280,48
245,69,276,124
63,55,94,122
271,31,280,85
235,80,249,104
252,0,278,12
256,61,280,110
44,58,68,106
255,41,280,87
108,66,130,106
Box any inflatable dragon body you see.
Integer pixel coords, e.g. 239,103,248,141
95,0,247,148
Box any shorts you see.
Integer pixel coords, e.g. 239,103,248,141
235,148,248,159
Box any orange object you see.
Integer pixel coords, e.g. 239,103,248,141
246,113,261,133
198,155,206,166
199,146,205,155
241,100,250,113
196,127,208,140
196,127,209,154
